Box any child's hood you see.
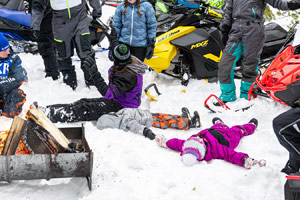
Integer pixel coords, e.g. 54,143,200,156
126,56,148,75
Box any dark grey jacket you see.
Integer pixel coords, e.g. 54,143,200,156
222,0,289,27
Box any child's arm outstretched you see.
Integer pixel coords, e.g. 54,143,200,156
218,144,266,169
155,134,185,152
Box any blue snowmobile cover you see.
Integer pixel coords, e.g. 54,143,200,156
0,8,31,27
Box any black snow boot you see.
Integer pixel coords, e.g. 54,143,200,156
281,160,300,175
249,118,258,129
212,117,224,125
190,111,201,128
61,69,78,90
181,107,191,119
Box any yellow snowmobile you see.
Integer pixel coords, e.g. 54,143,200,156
145,1,224,85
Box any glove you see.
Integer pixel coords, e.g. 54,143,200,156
143,127,156,140
145,38,155,60
83,57,98,76
288,0,300,10
243,158,258,169
92,9,102,20
155,134,167,148
107,26,119,61
220,24,231,46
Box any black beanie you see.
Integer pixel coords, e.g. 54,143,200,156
112,44,131,68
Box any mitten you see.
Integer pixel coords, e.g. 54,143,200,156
258,159,266,167
146,39,155,60
143,127,156,140
220,24,231,46
107,26,119,61
155,134,167,148
82,57,98,76
243,157,258,169
288,0,300,10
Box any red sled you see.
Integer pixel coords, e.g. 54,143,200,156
249,42,300,107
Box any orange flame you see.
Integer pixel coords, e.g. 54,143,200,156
0,130,31,155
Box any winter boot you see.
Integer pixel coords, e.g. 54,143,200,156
249,118,258,129
281,160,300,175
190,111,201,128
213,100,228,107
61,69,78,90
181,107,191,119
212,117,224,125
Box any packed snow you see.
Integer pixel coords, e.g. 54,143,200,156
0,4,294,200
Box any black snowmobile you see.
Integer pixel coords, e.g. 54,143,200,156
156,3,288,62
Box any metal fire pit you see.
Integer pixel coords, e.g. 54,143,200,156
0,124,93,190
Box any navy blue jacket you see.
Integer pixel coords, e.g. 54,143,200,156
112,0,157,47
0,52,27,95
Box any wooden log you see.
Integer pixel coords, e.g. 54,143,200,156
2,116,27,156
26,108,70,150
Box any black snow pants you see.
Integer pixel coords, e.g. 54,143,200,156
273,108,300,172
37,8,60,80
46,98,123,123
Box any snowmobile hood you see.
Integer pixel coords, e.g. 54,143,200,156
127,55,148,75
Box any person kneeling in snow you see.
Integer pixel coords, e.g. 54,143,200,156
96,107,201,140
155,117,266,169
0,33,27,118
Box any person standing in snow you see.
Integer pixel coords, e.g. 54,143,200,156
49,0,102,90
112,0,157,61
43,44,147,123
216,0,300,104
30,0,60,80
0,33,27,118
96,107,201,140
155,117,266,169
273,108,300,175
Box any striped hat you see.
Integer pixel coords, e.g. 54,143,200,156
181,137,206,166
112,44,131,68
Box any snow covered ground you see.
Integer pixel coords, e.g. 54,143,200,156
0,4,294,200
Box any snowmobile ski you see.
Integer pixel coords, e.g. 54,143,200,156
204,94,253,113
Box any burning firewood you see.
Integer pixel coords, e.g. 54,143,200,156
25,107,70,153
1,117,28,156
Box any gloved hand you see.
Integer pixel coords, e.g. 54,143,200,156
82,57,98,76
243,157,258,169
107,26,119,61
143,127,156,140
288,0,300,10
145,38,155,60
155,134,167,148
92,8,102,20
220,24,231,46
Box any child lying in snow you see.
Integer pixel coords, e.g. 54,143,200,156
155,117,266,169
96,107,201,140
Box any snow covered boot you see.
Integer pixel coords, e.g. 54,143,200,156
61,69,77,90
212,117,224,125
181,107,191,119
190,111,201,128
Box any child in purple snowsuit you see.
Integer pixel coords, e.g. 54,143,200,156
155,117,266,169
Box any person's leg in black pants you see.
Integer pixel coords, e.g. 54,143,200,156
273,108,300,174
45,98,123,123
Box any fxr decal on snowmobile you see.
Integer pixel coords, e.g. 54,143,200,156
190,40,209,49
157,30,180,43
